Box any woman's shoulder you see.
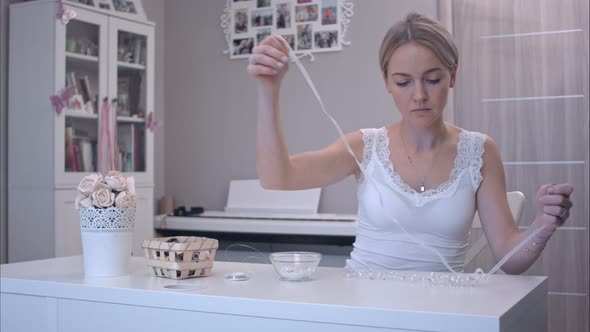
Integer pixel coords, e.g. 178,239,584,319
359,126,388,135
357,126,388,146
452,125,503,168
448,125,490,148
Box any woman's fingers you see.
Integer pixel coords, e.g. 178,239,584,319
536,183,574,229
256,37,290,61
247,37,290,78
546,183,574,197
273,35,293,53
539,194,573,209
247,63,278,76
249,52,285,71
261,35,291,55
543,205,569,219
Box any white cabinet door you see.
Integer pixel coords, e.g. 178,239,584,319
1,294,57,332
108,16,155,186
133,186,154,256
55,189,83,257
55,5,109,188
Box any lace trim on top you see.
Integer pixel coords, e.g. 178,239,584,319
468,132,486,191
360,127,486,207
360,128,378,170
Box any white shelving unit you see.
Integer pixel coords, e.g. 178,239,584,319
8,0,155,262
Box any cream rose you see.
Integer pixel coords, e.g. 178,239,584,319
74,193,93,209
126,176,136,195
114,191,137,208
92,188,115,208
77,173,103,196
105,171,127,192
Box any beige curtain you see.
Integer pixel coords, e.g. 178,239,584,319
451,1,589,331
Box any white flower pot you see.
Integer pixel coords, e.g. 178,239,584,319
79,207,136,277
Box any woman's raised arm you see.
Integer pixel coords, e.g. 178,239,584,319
248,35,362,190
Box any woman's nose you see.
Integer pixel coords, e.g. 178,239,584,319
412,83,427,103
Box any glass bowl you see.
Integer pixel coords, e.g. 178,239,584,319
269,251,322,281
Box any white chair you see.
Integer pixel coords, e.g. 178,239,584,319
464,191,526,266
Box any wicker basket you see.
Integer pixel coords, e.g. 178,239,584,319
142,236,219,279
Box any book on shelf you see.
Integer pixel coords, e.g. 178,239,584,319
66,72,81,95
134,124,141,171
65,72,97,114
78,77,88,102
67,125,97,172
134,38,142,64
77,139,95,172
118,150,134,172
78,75,91,103
72,145,81,172
65,126,75,171
129,72,142,114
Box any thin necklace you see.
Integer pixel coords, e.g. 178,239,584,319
400,127,445,193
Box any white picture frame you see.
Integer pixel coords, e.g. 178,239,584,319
111,0,146,18
222,0,354,60
65,0,146,20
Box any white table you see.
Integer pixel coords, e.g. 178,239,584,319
1,256,547,332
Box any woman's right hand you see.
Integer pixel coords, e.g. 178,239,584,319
247,35,291,89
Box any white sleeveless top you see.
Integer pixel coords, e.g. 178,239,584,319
346,127,487,272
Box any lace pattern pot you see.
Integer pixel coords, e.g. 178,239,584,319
79,207,135,277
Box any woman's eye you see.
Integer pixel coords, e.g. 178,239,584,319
396,81,410,87
426,78,441,85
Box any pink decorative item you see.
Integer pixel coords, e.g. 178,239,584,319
56,0,77,24
146,111,161,132
49,85,75,114
98,99,117,174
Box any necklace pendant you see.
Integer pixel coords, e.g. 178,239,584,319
419,184,426,193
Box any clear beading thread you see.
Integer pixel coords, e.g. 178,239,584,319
344,267,487,287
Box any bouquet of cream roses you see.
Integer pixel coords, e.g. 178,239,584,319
75,171,137,209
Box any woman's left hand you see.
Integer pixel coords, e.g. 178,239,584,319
536,183,574,231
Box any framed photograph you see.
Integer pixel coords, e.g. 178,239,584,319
65,0,96,6
295,4,318,23
256,28,272,45
251,9,273,27
234,9,249,34
276,3,291,29
257,0,271,7
232,37,255,56
114,0,145,15
223,0,354,59
96,0,111,10
85,0,147,19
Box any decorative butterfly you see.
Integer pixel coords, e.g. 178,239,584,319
146,112,161,132
56,0,77,25
49,85,75,115
60,9,77,25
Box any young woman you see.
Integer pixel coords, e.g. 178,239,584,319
246,13,574,274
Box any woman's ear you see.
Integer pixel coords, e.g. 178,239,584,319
449,64,458,88
384,74,392,94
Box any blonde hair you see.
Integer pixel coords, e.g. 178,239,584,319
378,12,458,79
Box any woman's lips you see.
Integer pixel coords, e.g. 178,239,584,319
411,108,431,112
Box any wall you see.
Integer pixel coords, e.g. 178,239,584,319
141,0,165,210
163,0,438,213
0,0,438,263
1,0,9,264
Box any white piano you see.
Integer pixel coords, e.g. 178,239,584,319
156,179,357,237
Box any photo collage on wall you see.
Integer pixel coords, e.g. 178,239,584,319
230,0,341,59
